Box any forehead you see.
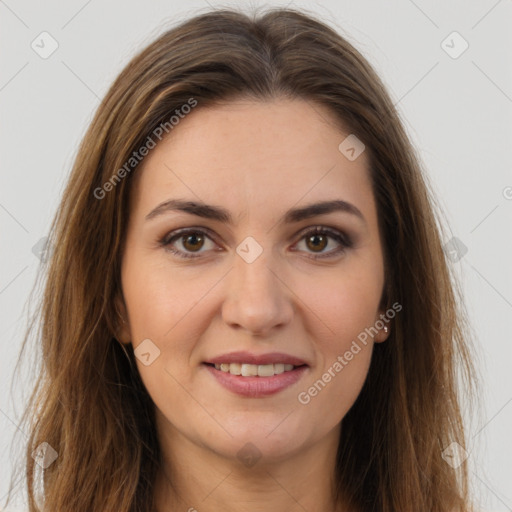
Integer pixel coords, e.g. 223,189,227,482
129,98,375,226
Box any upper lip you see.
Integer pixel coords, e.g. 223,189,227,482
205,351,308,366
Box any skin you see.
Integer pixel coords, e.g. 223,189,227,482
116,98,390,512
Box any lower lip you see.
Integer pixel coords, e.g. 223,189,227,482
203,364,308,398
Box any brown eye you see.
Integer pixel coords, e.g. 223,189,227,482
161,228,217,259
182,233,205,252
160,226,352,260
305,233,328,252
294,226,353,260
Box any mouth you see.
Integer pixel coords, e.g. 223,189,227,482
204,362,306,377
202,360,309,398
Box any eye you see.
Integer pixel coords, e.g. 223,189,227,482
159,228,218,259
159,226,353,260
292,226,353,260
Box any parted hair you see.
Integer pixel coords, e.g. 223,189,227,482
6,6,478,512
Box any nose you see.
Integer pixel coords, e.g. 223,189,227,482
221,248,294,337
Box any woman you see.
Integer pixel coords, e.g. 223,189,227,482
7,7,478,511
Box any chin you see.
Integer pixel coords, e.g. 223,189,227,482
204,415,314,464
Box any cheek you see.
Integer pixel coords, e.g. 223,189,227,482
297,347,372,428
121,252,211,341
121,256,223,393
295,283,377,420
297,260,383,344
292,262,382,407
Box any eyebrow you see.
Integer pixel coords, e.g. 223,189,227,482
145,198,366,225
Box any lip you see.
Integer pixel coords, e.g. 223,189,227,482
205,351,308,366
204,363,308,398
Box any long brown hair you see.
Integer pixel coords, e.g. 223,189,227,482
5,6,479,511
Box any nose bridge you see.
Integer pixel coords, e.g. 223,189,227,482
222,239,293,335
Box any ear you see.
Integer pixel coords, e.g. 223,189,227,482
114,293,132,345
373,309,391,344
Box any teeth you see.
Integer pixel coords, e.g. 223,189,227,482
229,362,241,375
213,362,298,376
274,363,285,374
241,363,258,376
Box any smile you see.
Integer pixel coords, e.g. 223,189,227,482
203,363,308,397
213,362,297,377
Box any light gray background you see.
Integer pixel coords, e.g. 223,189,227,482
1,1,511,510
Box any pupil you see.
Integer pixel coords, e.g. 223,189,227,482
184,234,203,251
308,234,326,252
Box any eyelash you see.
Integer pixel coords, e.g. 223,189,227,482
159,226,353,260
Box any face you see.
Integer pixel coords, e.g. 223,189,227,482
116,98,389,466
